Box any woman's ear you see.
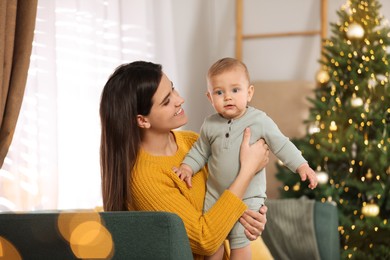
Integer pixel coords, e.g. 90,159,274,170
137,115,151,128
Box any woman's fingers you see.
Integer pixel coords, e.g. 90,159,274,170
240,129,270,175
240,209,266,240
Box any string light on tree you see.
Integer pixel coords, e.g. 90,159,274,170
365,169,373,180
308,121,321,134
351,143,357,159
368,78,378,89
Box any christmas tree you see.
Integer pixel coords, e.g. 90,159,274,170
275,0,390,259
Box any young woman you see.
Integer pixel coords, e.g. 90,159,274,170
99,61,272,260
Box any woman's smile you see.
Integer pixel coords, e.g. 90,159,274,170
174,107,184,116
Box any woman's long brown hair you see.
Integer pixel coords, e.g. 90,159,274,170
99,61,162,211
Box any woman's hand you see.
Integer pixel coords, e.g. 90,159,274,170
240,205,268,240
239,128,270,176
229,128,270,199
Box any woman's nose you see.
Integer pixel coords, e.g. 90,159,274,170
175,93,185,106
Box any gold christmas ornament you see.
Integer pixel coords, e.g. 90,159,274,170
316,170,329,184
316,69,330,84
362,203,380,217
346,23,365,40
329,121,338,131
351,93,363,107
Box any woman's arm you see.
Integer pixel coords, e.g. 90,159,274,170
131,166,246,255
130,128,269,255
229,128,270,241
229,128,269,199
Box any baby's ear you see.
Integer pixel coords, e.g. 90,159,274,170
206,91,213,103
136,115,151,128
247,84,255,102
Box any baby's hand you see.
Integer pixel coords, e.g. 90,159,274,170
172,164,194,188
296,163,318,189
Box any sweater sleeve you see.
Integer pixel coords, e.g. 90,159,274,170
130,163,247,256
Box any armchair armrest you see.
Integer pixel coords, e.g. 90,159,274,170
261,198,340,260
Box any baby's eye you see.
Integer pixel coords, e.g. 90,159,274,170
215,90,223,95
232,88,239,93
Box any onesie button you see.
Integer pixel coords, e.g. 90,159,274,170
225,133,229,138
228,120,231,124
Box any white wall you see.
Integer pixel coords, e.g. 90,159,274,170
171,0,390,132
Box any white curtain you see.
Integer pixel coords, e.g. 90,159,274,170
0,0,177,211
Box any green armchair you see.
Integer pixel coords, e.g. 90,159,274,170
262,198,340,260
0,199,340,260
0,210,193,260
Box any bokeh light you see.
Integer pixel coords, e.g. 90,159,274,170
57,211,114,258
0,236,22,260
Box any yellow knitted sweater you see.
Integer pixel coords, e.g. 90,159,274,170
128,130,247,259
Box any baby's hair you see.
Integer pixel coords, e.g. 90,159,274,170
207,57,250,83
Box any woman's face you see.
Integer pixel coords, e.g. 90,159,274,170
146,73,187,132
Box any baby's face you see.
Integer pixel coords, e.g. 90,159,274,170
206,67,254,120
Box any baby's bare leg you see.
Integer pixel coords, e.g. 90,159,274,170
230,244,252,260
205,245,224,260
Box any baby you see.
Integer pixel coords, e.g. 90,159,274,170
175,57,317,260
